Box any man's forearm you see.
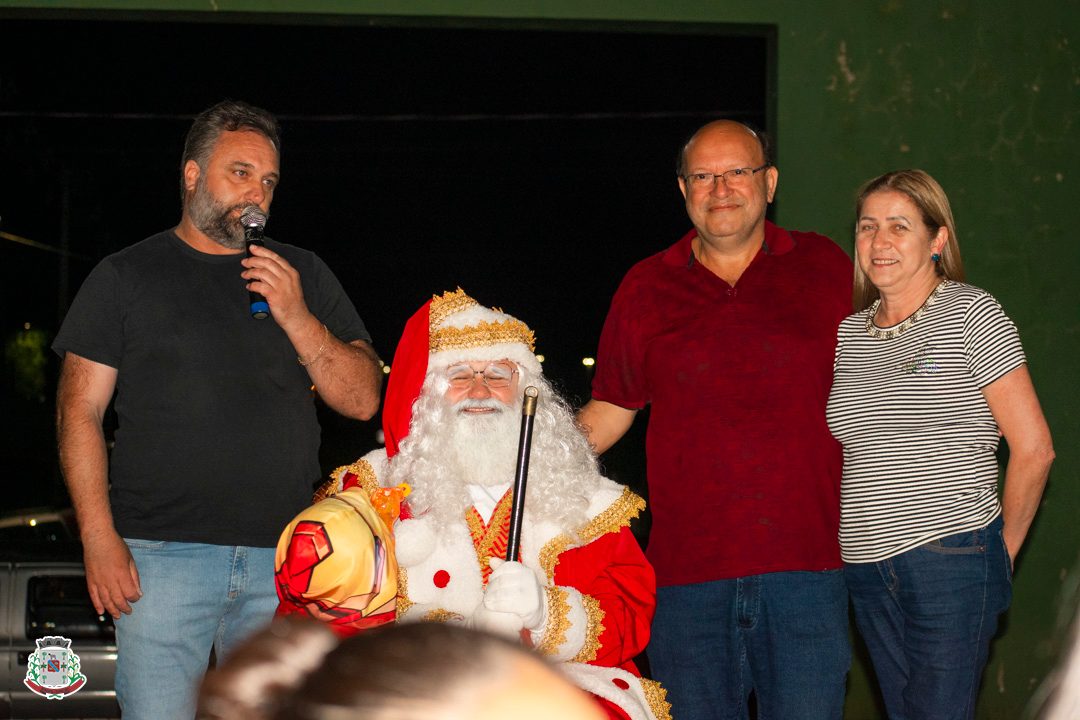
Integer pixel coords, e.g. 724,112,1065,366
56,354,120,541
305,338,383,420
58,409,116,541
576,399,637,455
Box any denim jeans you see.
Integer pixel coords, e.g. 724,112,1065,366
648,570,850,720
113,540,279,720
844,515,1012,720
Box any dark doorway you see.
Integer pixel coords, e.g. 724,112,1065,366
1,11,773,511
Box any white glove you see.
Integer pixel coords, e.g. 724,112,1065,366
468,604,525,639
483,558,546,630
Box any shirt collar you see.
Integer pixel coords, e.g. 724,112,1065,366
665,220,796,268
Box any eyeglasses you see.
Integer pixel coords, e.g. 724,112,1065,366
683,164,770,189
446,362,518,389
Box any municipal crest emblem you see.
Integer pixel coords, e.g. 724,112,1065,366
23,636,87,699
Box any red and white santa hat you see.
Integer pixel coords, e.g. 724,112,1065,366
382,288,539,459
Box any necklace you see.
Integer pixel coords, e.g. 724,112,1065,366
865,280,949,340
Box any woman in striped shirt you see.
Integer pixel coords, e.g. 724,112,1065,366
826,169,1054,720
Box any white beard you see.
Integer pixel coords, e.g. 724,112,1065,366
388,373,606,537
446,399,520,488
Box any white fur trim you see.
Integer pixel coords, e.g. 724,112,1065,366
439,303,515,330
363,448,389,484
541,586,589,663
397,523,484,620
585,478,629,518
520,520,555,572
519,475,639,571
393,517,436,567
331,448,389,492
429,342,541,376
560,664,660,720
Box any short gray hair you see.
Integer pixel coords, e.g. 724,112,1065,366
179,99,280,201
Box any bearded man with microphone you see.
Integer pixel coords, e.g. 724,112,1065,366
53,99,381,720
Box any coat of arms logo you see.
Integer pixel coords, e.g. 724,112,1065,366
23,636,87,699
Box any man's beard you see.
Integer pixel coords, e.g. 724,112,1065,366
187,178,249,250
447,398,520,488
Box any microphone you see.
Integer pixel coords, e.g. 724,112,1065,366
240,206,269,320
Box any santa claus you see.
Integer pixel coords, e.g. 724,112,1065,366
276,289,668,720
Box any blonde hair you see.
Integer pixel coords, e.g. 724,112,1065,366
852,169,965,311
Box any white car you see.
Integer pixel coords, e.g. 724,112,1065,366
0,509,119,719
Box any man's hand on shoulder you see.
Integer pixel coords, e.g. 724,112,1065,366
82,529,142,619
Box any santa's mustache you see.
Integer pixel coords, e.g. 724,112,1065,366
453,398,507,414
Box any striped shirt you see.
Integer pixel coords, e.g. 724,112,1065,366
826,281,1025,563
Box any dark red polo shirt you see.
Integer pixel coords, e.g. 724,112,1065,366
592,222,853,586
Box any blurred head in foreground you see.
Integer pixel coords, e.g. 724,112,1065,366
198,618,605,720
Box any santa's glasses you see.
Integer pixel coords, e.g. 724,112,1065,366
445,361,518,389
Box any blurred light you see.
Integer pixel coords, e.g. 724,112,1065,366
382,365,391,375
23,322,31,330
581,357,595,367
535,354,545,363
29,518,38,527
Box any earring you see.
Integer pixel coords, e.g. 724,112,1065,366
931,253,941,262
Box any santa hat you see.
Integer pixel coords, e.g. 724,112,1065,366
382,289,539,459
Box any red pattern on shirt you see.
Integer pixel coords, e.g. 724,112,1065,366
466,489,512,584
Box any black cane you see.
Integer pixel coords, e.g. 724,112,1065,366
506,386,539,562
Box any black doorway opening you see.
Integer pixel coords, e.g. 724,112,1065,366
1,11,773,511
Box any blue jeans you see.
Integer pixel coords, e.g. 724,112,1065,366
114,540,279,720
844,516,1012,720
648,570,850,720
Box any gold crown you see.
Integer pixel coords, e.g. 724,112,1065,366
428,288,536,354
428,288,477,329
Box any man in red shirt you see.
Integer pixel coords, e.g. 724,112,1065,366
579,120,853,719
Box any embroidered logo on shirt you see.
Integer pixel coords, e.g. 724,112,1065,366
899,343,940,375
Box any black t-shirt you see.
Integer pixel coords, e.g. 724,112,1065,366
53,230,372,547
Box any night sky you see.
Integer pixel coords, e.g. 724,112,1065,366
1,13,768,512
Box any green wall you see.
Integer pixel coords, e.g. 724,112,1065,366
4,1,1076,717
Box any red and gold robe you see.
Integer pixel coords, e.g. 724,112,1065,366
276,450,670,720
